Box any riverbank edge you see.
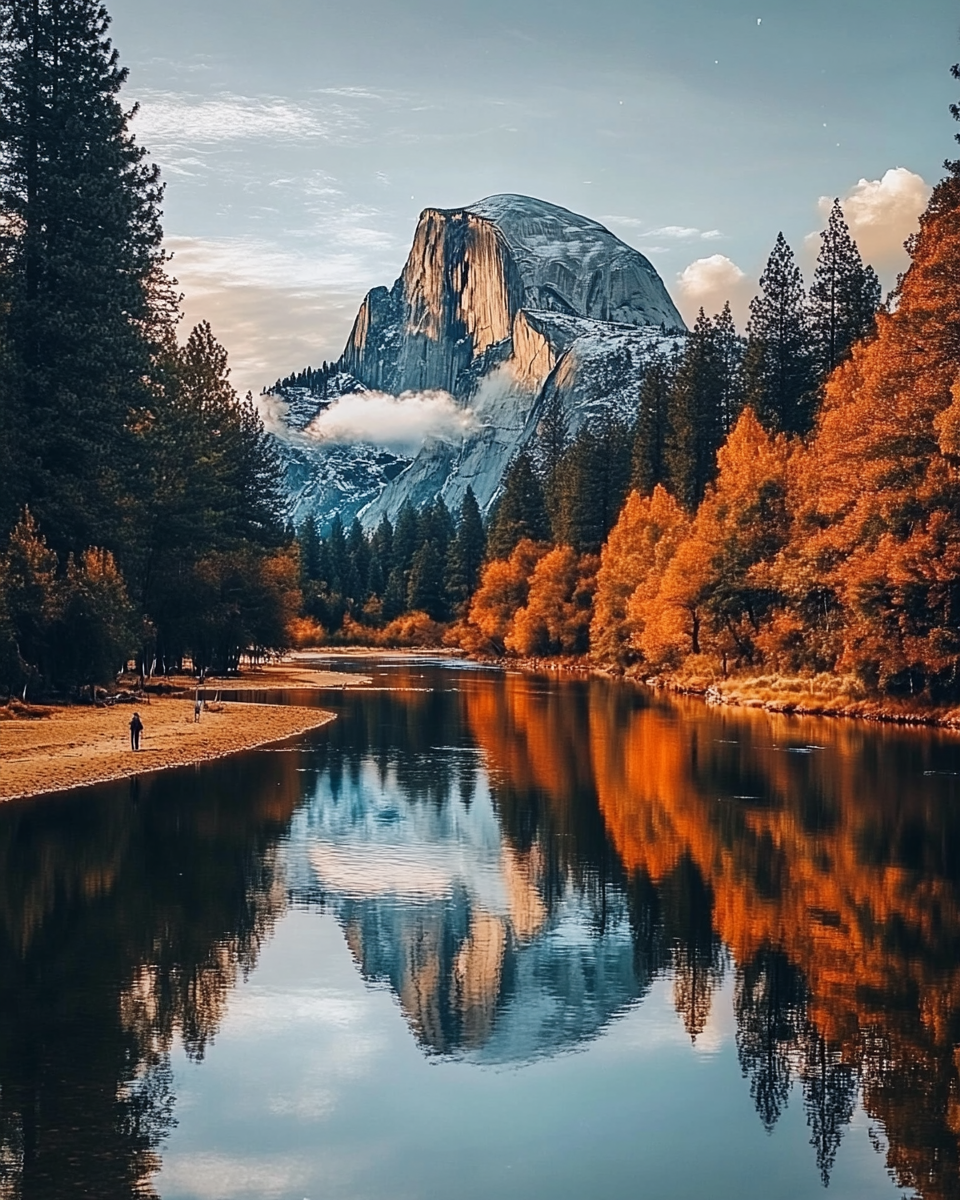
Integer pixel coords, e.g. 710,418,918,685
305,644,960,731
0,702,338,804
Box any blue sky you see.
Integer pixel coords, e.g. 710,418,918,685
108,0,957,394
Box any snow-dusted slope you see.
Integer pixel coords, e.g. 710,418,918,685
270,194,687,530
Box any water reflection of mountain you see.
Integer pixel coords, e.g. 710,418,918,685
300,665,960,1198
0,752,304,1200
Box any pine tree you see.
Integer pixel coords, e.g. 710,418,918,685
745,234,815,435
532,389,571,531
665,310,725,509
808,199,881,382
348,517,370,604
713,302,746,434
486,453,550,560
298,516,322,583
632,353,675,495
0,0,169,549
406,540,447,620
392,502,420,577
445,487,486,612
553,417,633,553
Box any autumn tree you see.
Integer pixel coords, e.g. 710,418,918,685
591,486,689,667
462,540,545,656
637,409,791,671
506,546,596,657
781,163,960,695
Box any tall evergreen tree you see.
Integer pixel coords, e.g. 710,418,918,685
744,234,815,435
486,453,550,560
445,486,486,612
632,352,675,495
298,516,322,583
532,389,571,532
808,199,881,382
552,416,633,553
0,0,170,549
406,540,447,620
713,302,747,434
665,310,725,509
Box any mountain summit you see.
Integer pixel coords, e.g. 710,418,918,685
342,194,683,397
273,194,686,529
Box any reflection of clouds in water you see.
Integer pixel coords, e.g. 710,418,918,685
158,1152,313,1199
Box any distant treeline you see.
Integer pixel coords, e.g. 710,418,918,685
0,1,294,695
269,361,337,397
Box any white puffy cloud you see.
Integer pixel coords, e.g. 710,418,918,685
303,390,477,454
807,167,931,282
675,254,752,326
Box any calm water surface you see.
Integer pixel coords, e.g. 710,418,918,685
2,657,959,1199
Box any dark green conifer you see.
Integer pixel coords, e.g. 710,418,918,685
808,199,881,382
744,234,815,435
0,0,169,548
632,353,675,495
406,540,447,620
445,487,486,611
298,517,322,583
553,416,632,552
665,310,725,509
486,453,550,560
348,517,370,604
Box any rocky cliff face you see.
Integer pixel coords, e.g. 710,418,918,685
273,194,686,530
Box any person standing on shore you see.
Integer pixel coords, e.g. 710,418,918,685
130,712,143,751
194,696,202,723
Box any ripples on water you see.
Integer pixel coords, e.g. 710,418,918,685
1,657,959,1199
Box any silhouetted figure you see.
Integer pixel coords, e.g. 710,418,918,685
130,712,143,751
194,697,202,723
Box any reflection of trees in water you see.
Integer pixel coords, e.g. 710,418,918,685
458,667,960,1195
0,750,302,1199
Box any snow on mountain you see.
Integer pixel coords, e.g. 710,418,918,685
268,194,687,531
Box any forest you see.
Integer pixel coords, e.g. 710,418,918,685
2,0,960,708
0,1,299,695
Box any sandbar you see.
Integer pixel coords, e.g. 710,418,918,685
0,698,337,802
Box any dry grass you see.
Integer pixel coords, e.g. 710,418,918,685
649,669,960,728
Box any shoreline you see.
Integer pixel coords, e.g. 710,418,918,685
0,697,339,803
321,641,960,731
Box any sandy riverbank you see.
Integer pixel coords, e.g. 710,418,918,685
0,698,338,802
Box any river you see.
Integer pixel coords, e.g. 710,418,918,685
0,656,958,1199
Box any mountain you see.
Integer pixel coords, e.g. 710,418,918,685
270,194,686,530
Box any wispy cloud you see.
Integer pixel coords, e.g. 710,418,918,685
132,91,367,149
603,216,724,242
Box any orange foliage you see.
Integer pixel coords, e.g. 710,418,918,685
634,410,791,671
506,546,596,657
775,173,960,693
591,485,689,666
462,539,546,655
